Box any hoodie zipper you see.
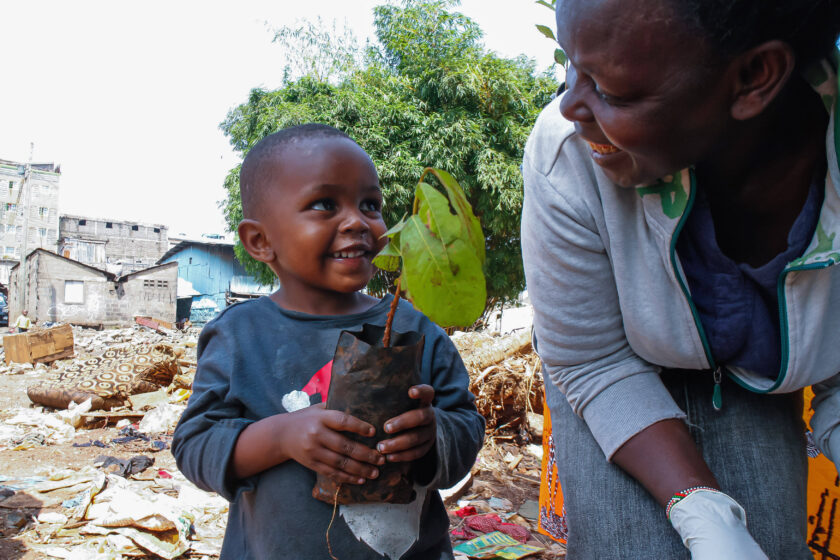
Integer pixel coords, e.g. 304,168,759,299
667,172,722,409
669,174,836,402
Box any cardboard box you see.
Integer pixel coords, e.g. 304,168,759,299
4,323,75,364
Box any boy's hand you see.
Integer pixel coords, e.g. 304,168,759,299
377,384,437,462
282,403,384,485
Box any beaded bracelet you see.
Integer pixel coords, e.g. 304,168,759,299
665,486,720,519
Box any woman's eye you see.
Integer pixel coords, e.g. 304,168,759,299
593,84,622,105
311,199,336,211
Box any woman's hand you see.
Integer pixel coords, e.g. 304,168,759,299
377,384,437,462
669,489,768,559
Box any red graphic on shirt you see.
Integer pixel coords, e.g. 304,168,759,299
302,360,333,399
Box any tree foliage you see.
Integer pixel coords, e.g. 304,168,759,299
220,0,557,309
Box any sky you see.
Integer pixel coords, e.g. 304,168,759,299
0,1,559,238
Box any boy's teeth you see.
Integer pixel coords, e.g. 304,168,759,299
334,250,364,258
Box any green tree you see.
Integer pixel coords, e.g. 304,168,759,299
220,0,557,312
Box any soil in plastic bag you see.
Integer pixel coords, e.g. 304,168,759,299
312,323,424,505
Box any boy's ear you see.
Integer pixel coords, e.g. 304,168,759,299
729,40,795,121
238,219,275,264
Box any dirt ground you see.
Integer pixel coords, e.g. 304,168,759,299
0,327,564,559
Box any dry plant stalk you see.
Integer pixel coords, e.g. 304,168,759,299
453,330,544,434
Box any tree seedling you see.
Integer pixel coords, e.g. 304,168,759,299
374,167,486,345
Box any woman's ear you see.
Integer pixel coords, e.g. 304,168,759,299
730,40,795,121
238,219,275,264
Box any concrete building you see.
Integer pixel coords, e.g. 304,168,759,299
167,232,229,250
9,249,177,328
0,159,61,286
158,238,274,324
58,215,169,276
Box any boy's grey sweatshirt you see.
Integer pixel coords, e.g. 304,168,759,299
172,295,485,560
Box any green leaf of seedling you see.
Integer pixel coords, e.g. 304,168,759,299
535,0,555,9
380,213,409,239
420,168,485,264
554,48,567,66
399,215,486,327
535,24,556,41
415,182,465,245
373,239,402,272
374,215,407,272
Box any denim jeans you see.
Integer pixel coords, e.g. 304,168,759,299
545,368,813,559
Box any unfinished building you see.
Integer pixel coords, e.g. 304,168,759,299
58,215,169,276
0,159,61,286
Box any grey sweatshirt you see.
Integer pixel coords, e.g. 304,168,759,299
172,295,485,559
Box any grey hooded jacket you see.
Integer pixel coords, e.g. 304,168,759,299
521,57,840,462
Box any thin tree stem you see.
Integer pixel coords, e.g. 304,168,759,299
382,277,401,348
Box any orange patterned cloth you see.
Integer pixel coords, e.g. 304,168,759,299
537,405,567,544
538,391,840,556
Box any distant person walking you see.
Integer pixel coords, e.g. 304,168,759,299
14,310,31,332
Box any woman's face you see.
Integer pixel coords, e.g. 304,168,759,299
556,0,735,187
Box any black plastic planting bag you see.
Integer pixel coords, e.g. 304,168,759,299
312,324,424,505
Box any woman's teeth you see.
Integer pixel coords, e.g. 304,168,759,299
588,141,620,155
333,250,365,258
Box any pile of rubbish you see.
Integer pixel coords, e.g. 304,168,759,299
447,328,565,559
453,330,544,437
0,318,563,559
445,439,565,559
0,323,212,559
1,466,227,559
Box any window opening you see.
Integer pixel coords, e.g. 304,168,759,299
65,280,84,304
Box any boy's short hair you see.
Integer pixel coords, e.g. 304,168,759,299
239,124,353,219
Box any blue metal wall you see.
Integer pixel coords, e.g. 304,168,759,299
160,244,270,322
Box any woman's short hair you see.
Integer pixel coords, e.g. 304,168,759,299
671,0,840,66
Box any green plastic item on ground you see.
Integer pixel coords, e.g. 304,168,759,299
453,531,543,559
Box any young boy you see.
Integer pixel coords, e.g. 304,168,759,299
172,124,485,559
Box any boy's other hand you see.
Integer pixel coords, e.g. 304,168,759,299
283,403,384,485
377,384,437,462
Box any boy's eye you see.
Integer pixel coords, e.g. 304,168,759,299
360,199,381,213
311,199,336,211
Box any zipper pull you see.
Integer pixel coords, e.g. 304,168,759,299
712,367,723,411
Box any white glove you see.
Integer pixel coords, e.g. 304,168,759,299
668,489,768,559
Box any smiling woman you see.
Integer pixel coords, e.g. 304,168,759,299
522,0,840,558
